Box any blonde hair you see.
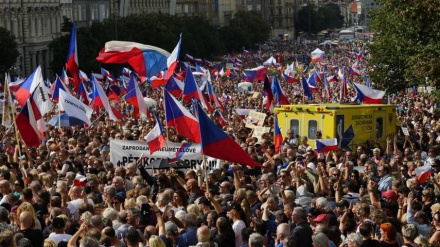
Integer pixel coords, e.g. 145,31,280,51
125,198,136,209
16,202,39,229
149,235,166,247
187,204,200,216
41,174,53,188
44,239,57,247
80,211,93,225
235,188,247,201
414,235,430,247
431,203,440,215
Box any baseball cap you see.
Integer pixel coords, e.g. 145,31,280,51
334,200,349,208
52,217,65,229
313,214,329,223
342,181,356,191
382,190,397,200
78,150,87,155
228,202,242,212
198,197,211,206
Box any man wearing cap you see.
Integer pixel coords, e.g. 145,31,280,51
313,214,329,228
228,202,246,247
342,181,360,199
381,190,399,217
198,197,212,216
48,217,72,244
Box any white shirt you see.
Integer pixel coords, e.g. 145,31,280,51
48,233,73,244
232,220,246,247
69,198,95,209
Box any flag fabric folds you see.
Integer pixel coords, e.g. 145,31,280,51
90,75,124,121
271,76,289,105
182,68,212,112
163,89,201,143
196,103,259,166
59,90,93,125
353,83,386,104
165,34,182,80
274,115,283,153
16,91,41,147
316,138,338,153
243,66,268,82
144,114,166,154
125,74,148,119
52,75,70,102
301,75,313,101
15,66,42,106
96,41,171,79
415,163,431,184
165,76,184,97
66,22,80,91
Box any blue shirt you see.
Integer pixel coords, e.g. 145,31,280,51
177,227,198,247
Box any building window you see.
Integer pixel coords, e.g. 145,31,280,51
308,120,318,140
376,117,383,139
290,119,300,136
256,4,261,10
247,5,252,10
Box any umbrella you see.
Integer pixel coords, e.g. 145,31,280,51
47,113,86,127
149,158,189,169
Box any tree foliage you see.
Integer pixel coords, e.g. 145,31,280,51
296,3,343,34
368,0,440,92
0,27,20,75
49,12,270,75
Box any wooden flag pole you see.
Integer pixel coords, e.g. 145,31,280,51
203,155,209,192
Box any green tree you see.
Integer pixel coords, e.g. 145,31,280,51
0,27,19,75
220,11,270,52
318,3,344,30
368,0,440,92
296,4,322,34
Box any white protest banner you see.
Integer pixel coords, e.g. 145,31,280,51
252,126,271,140
110,140,221,171
59,90,93,124
245,111,266,129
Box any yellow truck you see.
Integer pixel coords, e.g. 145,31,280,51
275,103,397,151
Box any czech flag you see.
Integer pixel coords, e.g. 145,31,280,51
144,114,166,154
165,76,184,97
316,138,338,153
244,66,268,82
282,73,299,83
51,75,70,102
274,115,283,153
77,81,90,105
196,103,259,166
353,83,386,104
415,163,431,184
66,22,80,91
182,68,212,112
206,77,223,109
106,84,122,102
14,66,42,106
163,89,200,143
307,74,319,92
301,75,313,101
165,34,181,80
16,91,42,147
263,76,274,113
96,41,170,79
271,76,289,105
213,110,228,127
125,73,148,119
90,75,124,121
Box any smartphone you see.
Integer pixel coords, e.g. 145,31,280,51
141,203,151,216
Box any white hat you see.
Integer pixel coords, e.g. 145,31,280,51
307,162,316,172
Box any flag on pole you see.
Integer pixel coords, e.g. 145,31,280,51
125,73,149,119
90,75,124,121
16,91,41,147
353,83,386,104
144,114,166,154
66,22,80,91
165,34,182,80
274,115,283,153
316,138,338,153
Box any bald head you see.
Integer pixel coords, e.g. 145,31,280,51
19,211,33,229
197,225,211,242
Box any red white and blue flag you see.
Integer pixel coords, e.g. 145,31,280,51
51,75,70,102
353,83,385,104
125,73,149,119
243,66,268,82
90,75,124,121
14,66,43,106
196,103,259,166
145,114,166,154
66,22,80,91
316,138,338,153
163,89,201,143
165,34,181,80
16,91,42,147
271,76,289,105
274,115,283,153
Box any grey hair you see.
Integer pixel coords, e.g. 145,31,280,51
102,207,118,220
0,206,8,221
312,232,329,247
136,196,148,207
104,185,116,197
183,213,198,227
276,223,290,239
248,232,264,247
316,197,333,212
293,207,307,221
66,171,76,180
79,236,100,247
347,233,363,246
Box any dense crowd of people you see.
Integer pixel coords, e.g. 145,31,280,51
0,38,439,247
